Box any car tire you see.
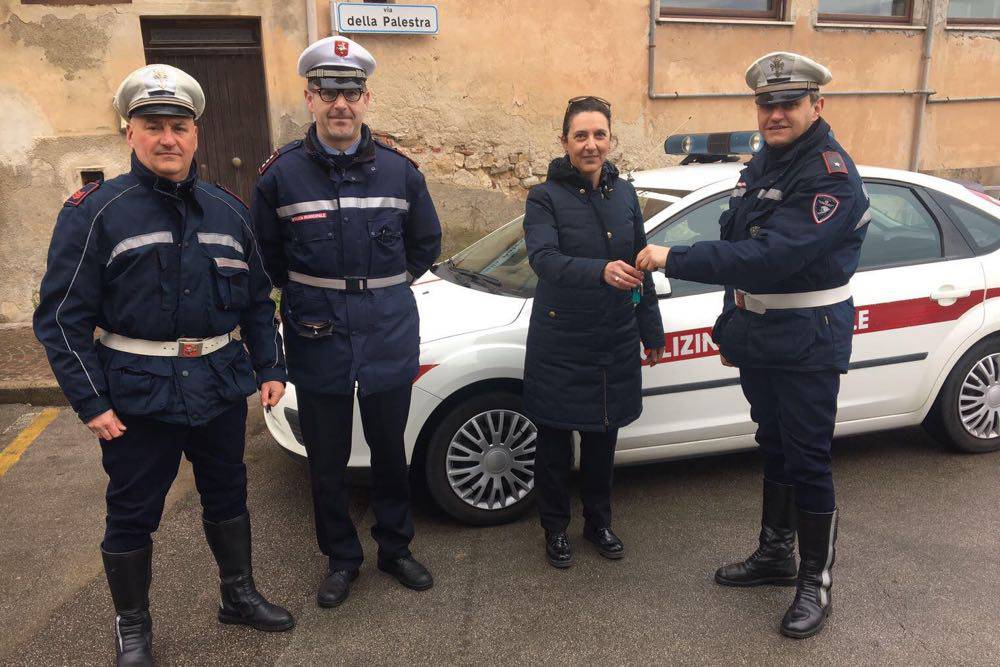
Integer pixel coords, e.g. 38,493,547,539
425,391,537,525
925,336,1000,453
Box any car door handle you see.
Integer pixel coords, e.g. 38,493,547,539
930,286,972,305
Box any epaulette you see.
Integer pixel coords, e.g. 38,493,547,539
64,181,101,207
821,151,848,176
258,140,302,175
214,182,247,208
372,136,420,170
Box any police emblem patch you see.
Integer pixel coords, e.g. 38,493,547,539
812,194,840,224
334,40,349,57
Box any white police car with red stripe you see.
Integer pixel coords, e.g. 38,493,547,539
264,131,1000,525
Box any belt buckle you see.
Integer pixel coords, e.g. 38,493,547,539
735,290,766,315
344,276,366,293
735,290,747,310
178,338,204,358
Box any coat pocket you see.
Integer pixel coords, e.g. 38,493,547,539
208,342,258,403
211,257,250,311
368,213,406,275
282,283,336,339
746,309,817,366
107,353,174,416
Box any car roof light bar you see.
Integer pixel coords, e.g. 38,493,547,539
664,131,763,157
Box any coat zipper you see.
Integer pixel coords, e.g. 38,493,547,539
602,367,610,431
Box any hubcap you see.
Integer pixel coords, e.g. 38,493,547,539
959,353,1000,439
446,409,536,510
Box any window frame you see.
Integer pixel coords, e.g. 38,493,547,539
817,0,914,24
925,188,1000,256
947,0,1000,26
646,192,730,299
659,0,785,20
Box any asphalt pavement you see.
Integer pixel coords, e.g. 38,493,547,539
0,400,998,666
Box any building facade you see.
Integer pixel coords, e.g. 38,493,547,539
1,0,997,322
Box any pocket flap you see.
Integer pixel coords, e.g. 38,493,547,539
212,257,249,276
107,351,174,377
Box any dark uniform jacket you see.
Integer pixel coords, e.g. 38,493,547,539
252,124,442,396
523,157,665,432
665,118,868,372
33,155,286,425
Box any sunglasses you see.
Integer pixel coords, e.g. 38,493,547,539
311,87,365,104
567,95,611,109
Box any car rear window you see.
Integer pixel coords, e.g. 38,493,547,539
938,193,1000,254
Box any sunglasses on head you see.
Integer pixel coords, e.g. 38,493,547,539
311,87,365,103
567,95,611,109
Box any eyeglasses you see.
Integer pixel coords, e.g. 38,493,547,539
567,95,611,109
311,87,365,104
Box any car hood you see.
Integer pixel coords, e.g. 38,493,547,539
413,275,526,343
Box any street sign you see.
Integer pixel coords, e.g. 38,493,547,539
334,2,439,35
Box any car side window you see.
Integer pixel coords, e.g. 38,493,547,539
859,182,943,270
646,194,729,298
935,193,1000,255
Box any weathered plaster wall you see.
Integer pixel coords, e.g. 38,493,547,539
0,0,312,322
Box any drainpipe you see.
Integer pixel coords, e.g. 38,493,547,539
307,0,319,44
648,0,658,99
910,0,936,172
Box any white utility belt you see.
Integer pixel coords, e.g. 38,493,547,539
288,271,409,292
735,284,851,315
99,331,234,358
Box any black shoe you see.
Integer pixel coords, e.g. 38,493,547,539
102,546,154,667
203,513,295,632
583,525,625,560
317,569,359,608
715,480,798,587
781,508,838,639
378,556,434,591
545,531,574,569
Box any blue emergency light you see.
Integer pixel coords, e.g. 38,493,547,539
664,131,763,157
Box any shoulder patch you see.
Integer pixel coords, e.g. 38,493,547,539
372,136,420,170
813,194,840,224
214,182,247,208
258,140,302,175
64,181,101,207
822,151,848,175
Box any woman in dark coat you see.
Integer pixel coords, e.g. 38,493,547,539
523,97,666,568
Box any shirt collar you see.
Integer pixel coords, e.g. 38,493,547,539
317,134,361,156
130,152,198,196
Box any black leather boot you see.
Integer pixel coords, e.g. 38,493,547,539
203,513,295,632
102,546,154,667
317,569,359,607
781,508,837,639
715,479,798,587
545,531,573,569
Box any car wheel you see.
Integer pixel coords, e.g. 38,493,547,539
926,336,1000,453
425,391,537,525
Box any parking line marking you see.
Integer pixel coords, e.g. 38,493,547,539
0,408,59,478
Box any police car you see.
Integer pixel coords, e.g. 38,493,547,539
265,131,1000,525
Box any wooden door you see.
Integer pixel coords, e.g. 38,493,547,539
141,17,272,203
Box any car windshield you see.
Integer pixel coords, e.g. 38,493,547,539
433,192,675,298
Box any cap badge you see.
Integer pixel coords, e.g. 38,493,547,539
768,56,786,79
334,40,349,57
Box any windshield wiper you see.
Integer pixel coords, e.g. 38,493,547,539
445,260,502,287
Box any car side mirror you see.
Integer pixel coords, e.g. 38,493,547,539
651,271,672,298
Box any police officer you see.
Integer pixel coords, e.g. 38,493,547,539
637,52,869,639
252,37,441,606
33,65,294,666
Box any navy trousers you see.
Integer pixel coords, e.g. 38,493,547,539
100,401,248,553
297,385,414,572
534,424,619,534
739,367,840,513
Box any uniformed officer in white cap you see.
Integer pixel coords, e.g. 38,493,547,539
35,63,294,666
253,36,441,609
638,52,869,639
